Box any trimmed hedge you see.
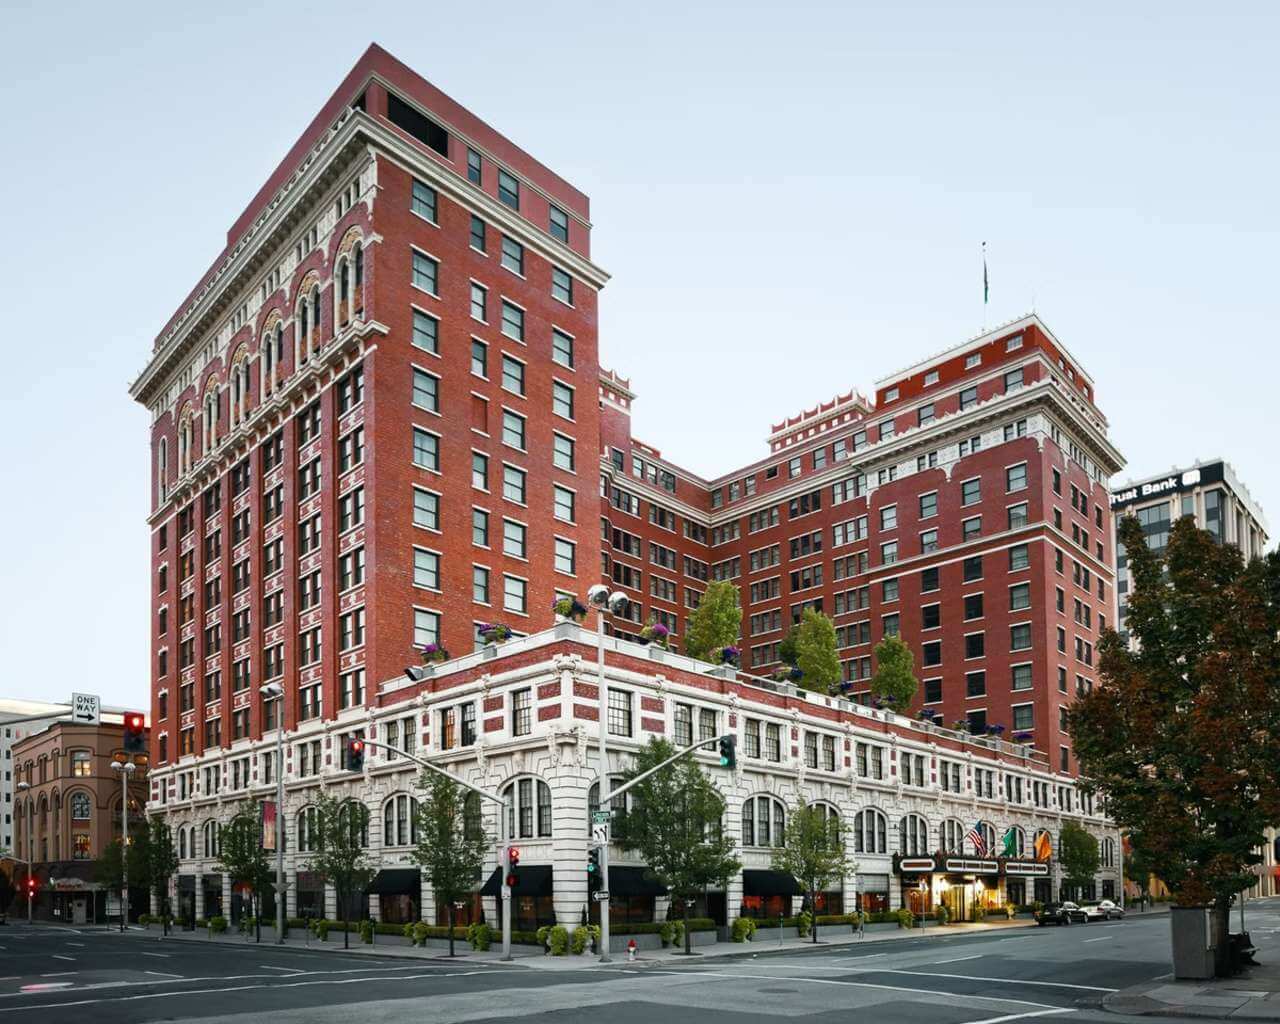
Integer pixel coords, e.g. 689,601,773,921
608,918,716,936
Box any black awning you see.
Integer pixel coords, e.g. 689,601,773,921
480,864,553,898
47,861,95,883
742,869,803,897
178,875,195,892
201,874,222,888
609,866,668,898
365,868,422,897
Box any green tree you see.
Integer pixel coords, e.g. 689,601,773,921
310,793,375,950
0,868,13,916
771,804,854,943
683,581,742,661
778,624,800,667
869,634,918,708
412,773,489,957
792,610,841,694
216,801,274,943
146,817,180,936
94,824,150,921
1058,821,1100,898
1124,841,1158,906
614,738,741,955
1071,515,1280,976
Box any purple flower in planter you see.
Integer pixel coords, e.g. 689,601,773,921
651,623,670,638
986,724,1006,736
1012,730,1034,742
420,643,450,664
715,645,740,666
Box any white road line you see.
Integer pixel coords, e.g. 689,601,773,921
65,944,84,948
932,955,984,964
262,965,304,973
964,1011,1076,1024
38,974,76,979
1082,936,1112,943
872,969,1118,993
143,972,182,979
49,957,74,963
831,952,886,963
0,970,530,1014
140,953,170,959
670,971,1068,1009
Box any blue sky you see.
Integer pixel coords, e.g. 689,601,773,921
2,1,1275,708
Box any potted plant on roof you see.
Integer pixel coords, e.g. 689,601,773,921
917,709,938,730
1012,730,1034,754
552,596,588,624
952,719,971,739
478,622,512,650
639,621,670,650
712,645,740,668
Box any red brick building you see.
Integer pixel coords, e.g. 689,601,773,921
130,45,1123,788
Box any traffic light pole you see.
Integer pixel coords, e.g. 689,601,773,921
601,733,738,807
346,738,513,961
595,608,612,963
119,766,129,932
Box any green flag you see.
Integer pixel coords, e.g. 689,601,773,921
1000,828,1017,858
982,242,989,305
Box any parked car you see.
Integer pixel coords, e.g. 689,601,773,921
1035,901,1088,925
1081,899,1125,921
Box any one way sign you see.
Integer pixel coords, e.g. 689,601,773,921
71,693,100,726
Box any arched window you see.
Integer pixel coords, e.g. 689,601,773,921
338,258,350,326
585,776,631,836
898,813,929,855
1005,826,1027,858
503,778,551,839
852,808,888,854
70,791,91,821
158,438,168,501
383,794,419,847
971,821,997,856
202,819,220,858
463,792,484,842
297,806,320,852
742,795,786,848
939,818,965,853
177,412,193,475
1101,836,1116,868
309,285,321,357
203,388,218,451
179,826,187,860
353,243,364,316
336,800,369,848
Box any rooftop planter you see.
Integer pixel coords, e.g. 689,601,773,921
552,596,588,623
638,622,670,649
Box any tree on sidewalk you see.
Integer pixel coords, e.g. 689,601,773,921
411,772,489,957
613,737,741,956
94,824,150,923
146,817,180,936
0,868,14,917
792,609,841,694
216,801,273,943
310,793,375,950
771,803,854,943
1071,515,1280,976
1058,822,1100,900
683,581,742,661
868,634,918,709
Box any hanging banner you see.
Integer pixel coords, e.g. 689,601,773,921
261,801,277,852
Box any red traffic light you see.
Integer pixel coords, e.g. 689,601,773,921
350,739,364,753
26,878,36,892
508,846,520,866
126,713,144,730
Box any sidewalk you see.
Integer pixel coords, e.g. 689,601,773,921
126,914,1044,971
1105,962,1280,1020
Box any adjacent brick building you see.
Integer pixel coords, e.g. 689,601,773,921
131,44,1127,921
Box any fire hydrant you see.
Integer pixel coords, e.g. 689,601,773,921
627,938,638,962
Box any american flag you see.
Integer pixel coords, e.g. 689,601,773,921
966,821,988,856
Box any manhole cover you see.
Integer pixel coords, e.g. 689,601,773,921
759,987,800,994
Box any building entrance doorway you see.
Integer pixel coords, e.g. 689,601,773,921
943,879,970,922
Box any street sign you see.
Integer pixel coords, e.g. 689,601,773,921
591,890,610,902
591,811,612,824
71,693,100,726
591,822,610,845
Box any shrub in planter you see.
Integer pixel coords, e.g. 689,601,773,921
467,922,494,951
659,920,675,947
312,919,329,941
477,622,512,644
571,926,591,955
1004,904,1017,920
711,645,740,667
669,921,684,949
536,925,551,953
971,903,987,923
209,915,228,935
420,642,450,664
934,905,950,925
413,922,431,947
553,597,588,622
732,917,757,942
240,915,257,933
402,922,415,941
639,622,670,648
796,910,812,937
359,920,374,944
895,908,914,929
195,918,208,929
548,925,569,956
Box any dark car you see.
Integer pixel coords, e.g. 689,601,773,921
1035,901,1088,925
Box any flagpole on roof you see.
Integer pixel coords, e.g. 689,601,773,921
982,241,989,333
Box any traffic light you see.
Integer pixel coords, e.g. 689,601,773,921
505,846,520,888
123,713,146,754
718,735,737,769
25,876,36,897
587,846,601,876
345,737,365,771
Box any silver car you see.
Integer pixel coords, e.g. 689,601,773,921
1081,899,1125,921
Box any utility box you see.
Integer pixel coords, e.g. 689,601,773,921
1171,906,1215,980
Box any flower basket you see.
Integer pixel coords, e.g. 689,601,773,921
952,720,970,734
478,622,512,644
985,724,1006,737
773,667,803,683
552,597,588,623
1012,730,1034,743
712,645,740,667
420,642,450,665
639,622,670,649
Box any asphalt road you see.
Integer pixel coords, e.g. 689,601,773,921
1,901,1276,1023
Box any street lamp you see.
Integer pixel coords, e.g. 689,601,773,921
260,682,286,944
110,760,137,932
15,781,31,924
586,583,629,964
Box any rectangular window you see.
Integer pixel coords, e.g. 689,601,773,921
1006,463,1028,492
411,251,438,294
552,328,574,368
470,340,488,380
1010,623,1033,650
608,690,633,737
412,427,439,470
1009,544,1030,571
411,179,437,221
501,354,525,395
965,632,985,659
1008,502,1029,529
473,565,490,603
472,508,489,546
960,385,978,410
504,574,528,613
549,205,569,243
553,485,575,523
552,268,573,304
502,410,526,449
1005,367,1024,390
471,283,487,321
412,309,438,353
966,670,986,697
1013,704,1034,730
412,367,439,412
512,689,532,736
470,214,487,252
554,537,576,575
413,548,440,590
503,519,527,558
498,169,520,209
413,608,440,647
919,492,938,518
553,433,575,471
922,641,941,667
552,381,575,419
503,464,527,504
413,487,439,530
961,478,981,505
501,236,524,275
1010,582,1031,610
467,147,482,184
1012,664,1033,690
501,300,524,342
